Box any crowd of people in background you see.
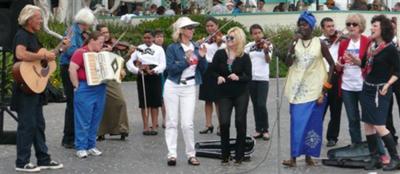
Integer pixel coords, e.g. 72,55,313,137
48,0,400,19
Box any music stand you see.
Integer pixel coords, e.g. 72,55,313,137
0,45,18,145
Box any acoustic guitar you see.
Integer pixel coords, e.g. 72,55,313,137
12,58,57,94
12,26,71,94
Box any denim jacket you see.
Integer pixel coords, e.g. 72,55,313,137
165,41,208,85
60,23,84,65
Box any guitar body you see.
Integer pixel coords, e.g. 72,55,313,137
12,60,57,94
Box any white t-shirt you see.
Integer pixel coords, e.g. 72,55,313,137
342,39,363,91
244,41,271,81
203,41,226,63
320,35,340,72
180,42,197,86
126,43,166,74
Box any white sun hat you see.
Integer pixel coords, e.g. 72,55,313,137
173,17,200,30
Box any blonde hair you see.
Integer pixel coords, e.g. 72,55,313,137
346,14,366,33
172,28,182,42
74,8,95,25
227,27,246,57
18,5,41,26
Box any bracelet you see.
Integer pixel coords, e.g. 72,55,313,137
323,82,332,89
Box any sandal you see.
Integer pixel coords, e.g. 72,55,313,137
221,158,229,166
305,156,317,166
167,157,176,166
142,130,151,136
97,135,105,141
282,159,296,167
252,132,263,139
188,157,200,166
262,132,270,141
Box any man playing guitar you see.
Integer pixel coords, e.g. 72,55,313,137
12,5,68,173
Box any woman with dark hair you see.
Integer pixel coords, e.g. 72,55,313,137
347,14,400,171
244,24,271,141
199,16,225,135
282,11,334,167
126,30,166,136
69,31,107,158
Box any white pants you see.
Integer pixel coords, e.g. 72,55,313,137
163,79,196,159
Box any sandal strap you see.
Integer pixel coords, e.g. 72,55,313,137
189,157,199,164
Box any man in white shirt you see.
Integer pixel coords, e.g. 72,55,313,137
319,17,342,147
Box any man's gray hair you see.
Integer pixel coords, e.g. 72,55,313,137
18,5,41,26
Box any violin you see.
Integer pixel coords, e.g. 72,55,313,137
104,38,132,51
326,30,348,47
255,37,271,50
205,31,224,47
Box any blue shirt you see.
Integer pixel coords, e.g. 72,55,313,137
60,23,84,65
165,41,208,85
232,8,241,15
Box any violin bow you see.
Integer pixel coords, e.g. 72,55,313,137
199,15,237,45
111,29,129,49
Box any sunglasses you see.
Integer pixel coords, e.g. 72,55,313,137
346,22,359,27
226,35,235,41
183,26,195,30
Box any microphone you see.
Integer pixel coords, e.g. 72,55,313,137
293,30,302,46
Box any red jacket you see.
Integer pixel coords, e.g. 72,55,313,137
337,35,371,95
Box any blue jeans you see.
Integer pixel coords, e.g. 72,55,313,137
74,81,106,150
342,90,362,144
342,90,385,155
13,84,50,167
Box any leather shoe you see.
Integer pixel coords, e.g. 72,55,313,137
326,140,337,147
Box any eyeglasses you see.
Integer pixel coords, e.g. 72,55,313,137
226,35,235,41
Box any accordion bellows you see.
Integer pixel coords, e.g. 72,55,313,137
83,51,124,86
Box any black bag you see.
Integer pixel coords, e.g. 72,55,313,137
322,142,371,168
195,136,255,160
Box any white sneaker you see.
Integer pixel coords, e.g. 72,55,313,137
15,163,41,172
76,150,88,158
88,148,102,156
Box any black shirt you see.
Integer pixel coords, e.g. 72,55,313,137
211,49,252,98
362,44,400,84
13,28,42,63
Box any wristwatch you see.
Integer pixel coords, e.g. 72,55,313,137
58,48,64,53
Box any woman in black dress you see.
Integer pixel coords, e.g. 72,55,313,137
348,15,400,171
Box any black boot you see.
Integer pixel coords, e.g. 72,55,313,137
364,134,382,170
382,134,400,171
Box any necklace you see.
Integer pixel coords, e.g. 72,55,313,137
301,38,313,49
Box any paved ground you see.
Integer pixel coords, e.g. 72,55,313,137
1,80,400,174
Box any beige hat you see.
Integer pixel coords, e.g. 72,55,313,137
226,2,234,7
173,17,199,30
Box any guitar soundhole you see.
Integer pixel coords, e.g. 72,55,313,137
40,60,50,76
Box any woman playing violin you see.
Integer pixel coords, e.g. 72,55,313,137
244,24,272,141
95,24,130,141
198,16,226,135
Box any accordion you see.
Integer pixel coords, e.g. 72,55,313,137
83,51,124,86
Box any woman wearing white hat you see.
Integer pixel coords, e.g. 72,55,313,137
164,17,207,166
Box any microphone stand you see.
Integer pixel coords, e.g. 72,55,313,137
273,47,282,174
